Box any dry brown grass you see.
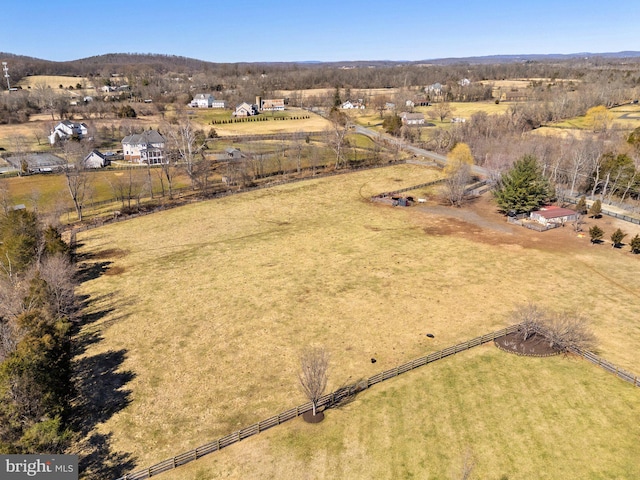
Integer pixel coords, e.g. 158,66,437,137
16,75,94,90
75,164,640,470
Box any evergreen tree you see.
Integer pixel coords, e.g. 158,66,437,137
588,199,602,218
610,228,627,248
629,234,640,254
382,114,403,137
0,210,41,277
493,154,553,214
589,225,604,244
576,196,587,214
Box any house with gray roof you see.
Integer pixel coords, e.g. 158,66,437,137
122,130,166,164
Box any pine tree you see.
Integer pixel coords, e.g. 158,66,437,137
576,196,587,214
493,154,553,214
589,225,604,244
610,228,627,248
630,234,640,254
588,199,602,218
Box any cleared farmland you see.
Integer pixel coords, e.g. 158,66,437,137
75,164,640,473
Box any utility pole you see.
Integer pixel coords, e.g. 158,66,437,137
2,62,10,91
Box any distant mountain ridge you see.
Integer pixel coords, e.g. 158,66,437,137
0,51,639,78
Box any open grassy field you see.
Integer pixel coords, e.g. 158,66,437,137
16,75,95,90
75,163,640,475
161,345,640,480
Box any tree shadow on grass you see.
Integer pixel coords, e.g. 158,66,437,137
71,348,137,479
70,289,137,478
77,432,137,480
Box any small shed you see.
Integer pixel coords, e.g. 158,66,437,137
530,206,578,226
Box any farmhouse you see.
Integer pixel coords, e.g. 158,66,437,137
233,102,259,117
122,130,166,164
530,206,578,226
400,112,425,125
48,120,89,144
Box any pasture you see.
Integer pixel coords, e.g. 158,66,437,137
161,345,640,480
74,163,640,474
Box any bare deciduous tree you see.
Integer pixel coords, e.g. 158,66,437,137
62,142,93,222
299,346,329,417
512,304,596,353
442,162,472,207
38,254,77,320
513,303,546,341
542,312,597,353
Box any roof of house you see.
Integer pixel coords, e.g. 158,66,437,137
122,130,165,145
194,93,214,100
533,206,577,219
85,149,106,160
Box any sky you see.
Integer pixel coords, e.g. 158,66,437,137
3,0,640,63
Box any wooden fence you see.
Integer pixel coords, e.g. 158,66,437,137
115,325,520,480
570,347,640,386
113,324,639,480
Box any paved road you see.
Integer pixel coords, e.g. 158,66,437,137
353,125,489,178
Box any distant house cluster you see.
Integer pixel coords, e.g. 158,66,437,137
189,93,226,109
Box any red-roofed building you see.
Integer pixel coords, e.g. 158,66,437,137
530,206,578,226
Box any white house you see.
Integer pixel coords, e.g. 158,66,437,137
83,150,110,169
122,130,166,164
400,112,425,125
426,83,443,95
340,99,365,110
190,93,215,108
189,93,225,108
48,120,89,145
232,102,258,117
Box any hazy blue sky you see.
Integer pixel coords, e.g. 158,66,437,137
3,0,639,62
